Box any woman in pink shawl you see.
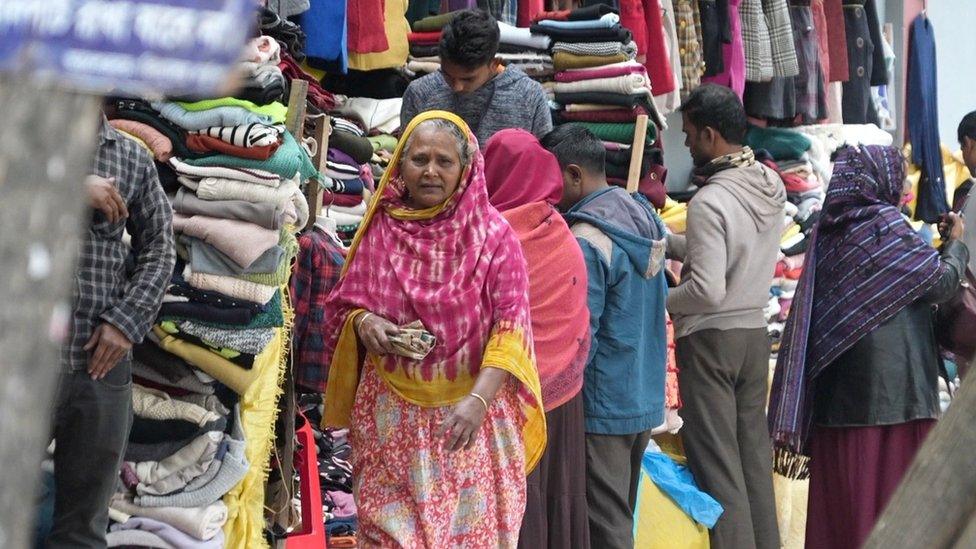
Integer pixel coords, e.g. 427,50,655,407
484,129,592,549
321,111,546,548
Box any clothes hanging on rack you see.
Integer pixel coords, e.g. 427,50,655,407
840,0,885,125
907,14,948,223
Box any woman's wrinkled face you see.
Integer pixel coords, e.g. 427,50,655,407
401,127,464,209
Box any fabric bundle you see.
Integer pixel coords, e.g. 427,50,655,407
543,6,667,208
498,21,553,51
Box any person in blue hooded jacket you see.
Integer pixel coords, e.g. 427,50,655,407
541,124,668,549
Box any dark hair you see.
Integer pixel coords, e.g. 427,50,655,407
679,84,747,144
540,124,606,175
958,111,976,144
439,10,500,68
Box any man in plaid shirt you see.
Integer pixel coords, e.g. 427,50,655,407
46,117,175,548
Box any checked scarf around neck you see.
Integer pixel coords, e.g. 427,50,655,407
321,111,546,472
768,145,944,473
692,146,757,184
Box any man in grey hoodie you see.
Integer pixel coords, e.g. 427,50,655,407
543,125,668,549
400,9,552,146
668,84,785,549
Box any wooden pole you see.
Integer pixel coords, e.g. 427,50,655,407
0,77,101,548
267,79,312,536
284,80,309,139
305,114,332,231
626,114,650,193
864,367,976,548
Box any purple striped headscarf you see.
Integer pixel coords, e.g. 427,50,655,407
768,145,944,456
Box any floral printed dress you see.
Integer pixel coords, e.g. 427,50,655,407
350,366,527,548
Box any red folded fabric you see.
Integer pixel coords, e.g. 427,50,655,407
608,163,667,209
186,134,280,160
555,62,648,83
408,31,442,45
279,52,338,111
532,9,570,23
518,0,545,27
324,191,366,207
559,106,649,123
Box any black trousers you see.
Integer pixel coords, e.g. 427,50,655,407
585,429,653,549
676,328,780,549
46,364,132,549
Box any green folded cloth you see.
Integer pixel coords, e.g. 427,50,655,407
181,131,319,182
744,125,812,161
573,121,658,146
367,134,398,153
239,230,300,286
176,98,288,124
412,11,459,32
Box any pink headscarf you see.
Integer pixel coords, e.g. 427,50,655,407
484,129,591,411
322,112,547,470
484,129,564,210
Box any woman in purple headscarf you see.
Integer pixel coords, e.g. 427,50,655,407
768,144,968,549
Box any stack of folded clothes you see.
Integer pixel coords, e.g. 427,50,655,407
738,131,824,354
530,6,667,208
237,35,287,106
107,381,240,549
298,395,359,547
106,54,317,541
497,21,554,82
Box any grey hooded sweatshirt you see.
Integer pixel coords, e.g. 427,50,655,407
667,161,787,339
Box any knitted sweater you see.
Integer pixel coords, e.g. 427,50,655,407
132,385,220,426
401,67,552,147
110,497,227,541
131,431,223,496
135,406,248,508
181,132,319,182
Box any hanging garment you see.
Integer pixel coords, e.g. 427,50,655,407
820,0,847,82
655,0,684,113
348,0,410,71
702,0,746,97
347,0,389,54
741,0,799,82
810,0,830,84
907,15,948,223
300,0,349,73
675,0,706,97
698,0,729,78
291,227,346,392
840,0,886,125
743,0,826,123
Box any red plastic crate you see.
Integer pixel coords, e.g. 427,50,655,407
286,413,327,549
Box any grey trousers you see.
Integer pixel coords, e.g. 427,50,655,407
676,328,780,549
46,364,133,549
585,429,653,549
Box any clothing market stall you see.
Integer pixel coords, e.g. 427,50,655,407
74,1,965,547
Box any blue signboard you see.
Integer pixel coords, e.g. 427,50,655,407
0,0,256,96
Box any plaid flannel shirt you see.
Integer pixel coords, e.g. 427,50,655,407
63,120,176,371
291,227,345,392
676,0,705,98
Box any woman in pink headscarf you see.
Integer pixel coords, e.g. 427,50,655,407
485,129,592,549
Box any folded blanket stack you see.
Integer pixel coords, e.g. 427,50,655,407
298,394,360,543
739,126,829,354
236,36,288,106
107,398,245,548
105,60,312,543
529,5,667,207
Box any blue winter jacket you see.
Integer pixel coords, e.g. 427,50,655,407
565,187,668,435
